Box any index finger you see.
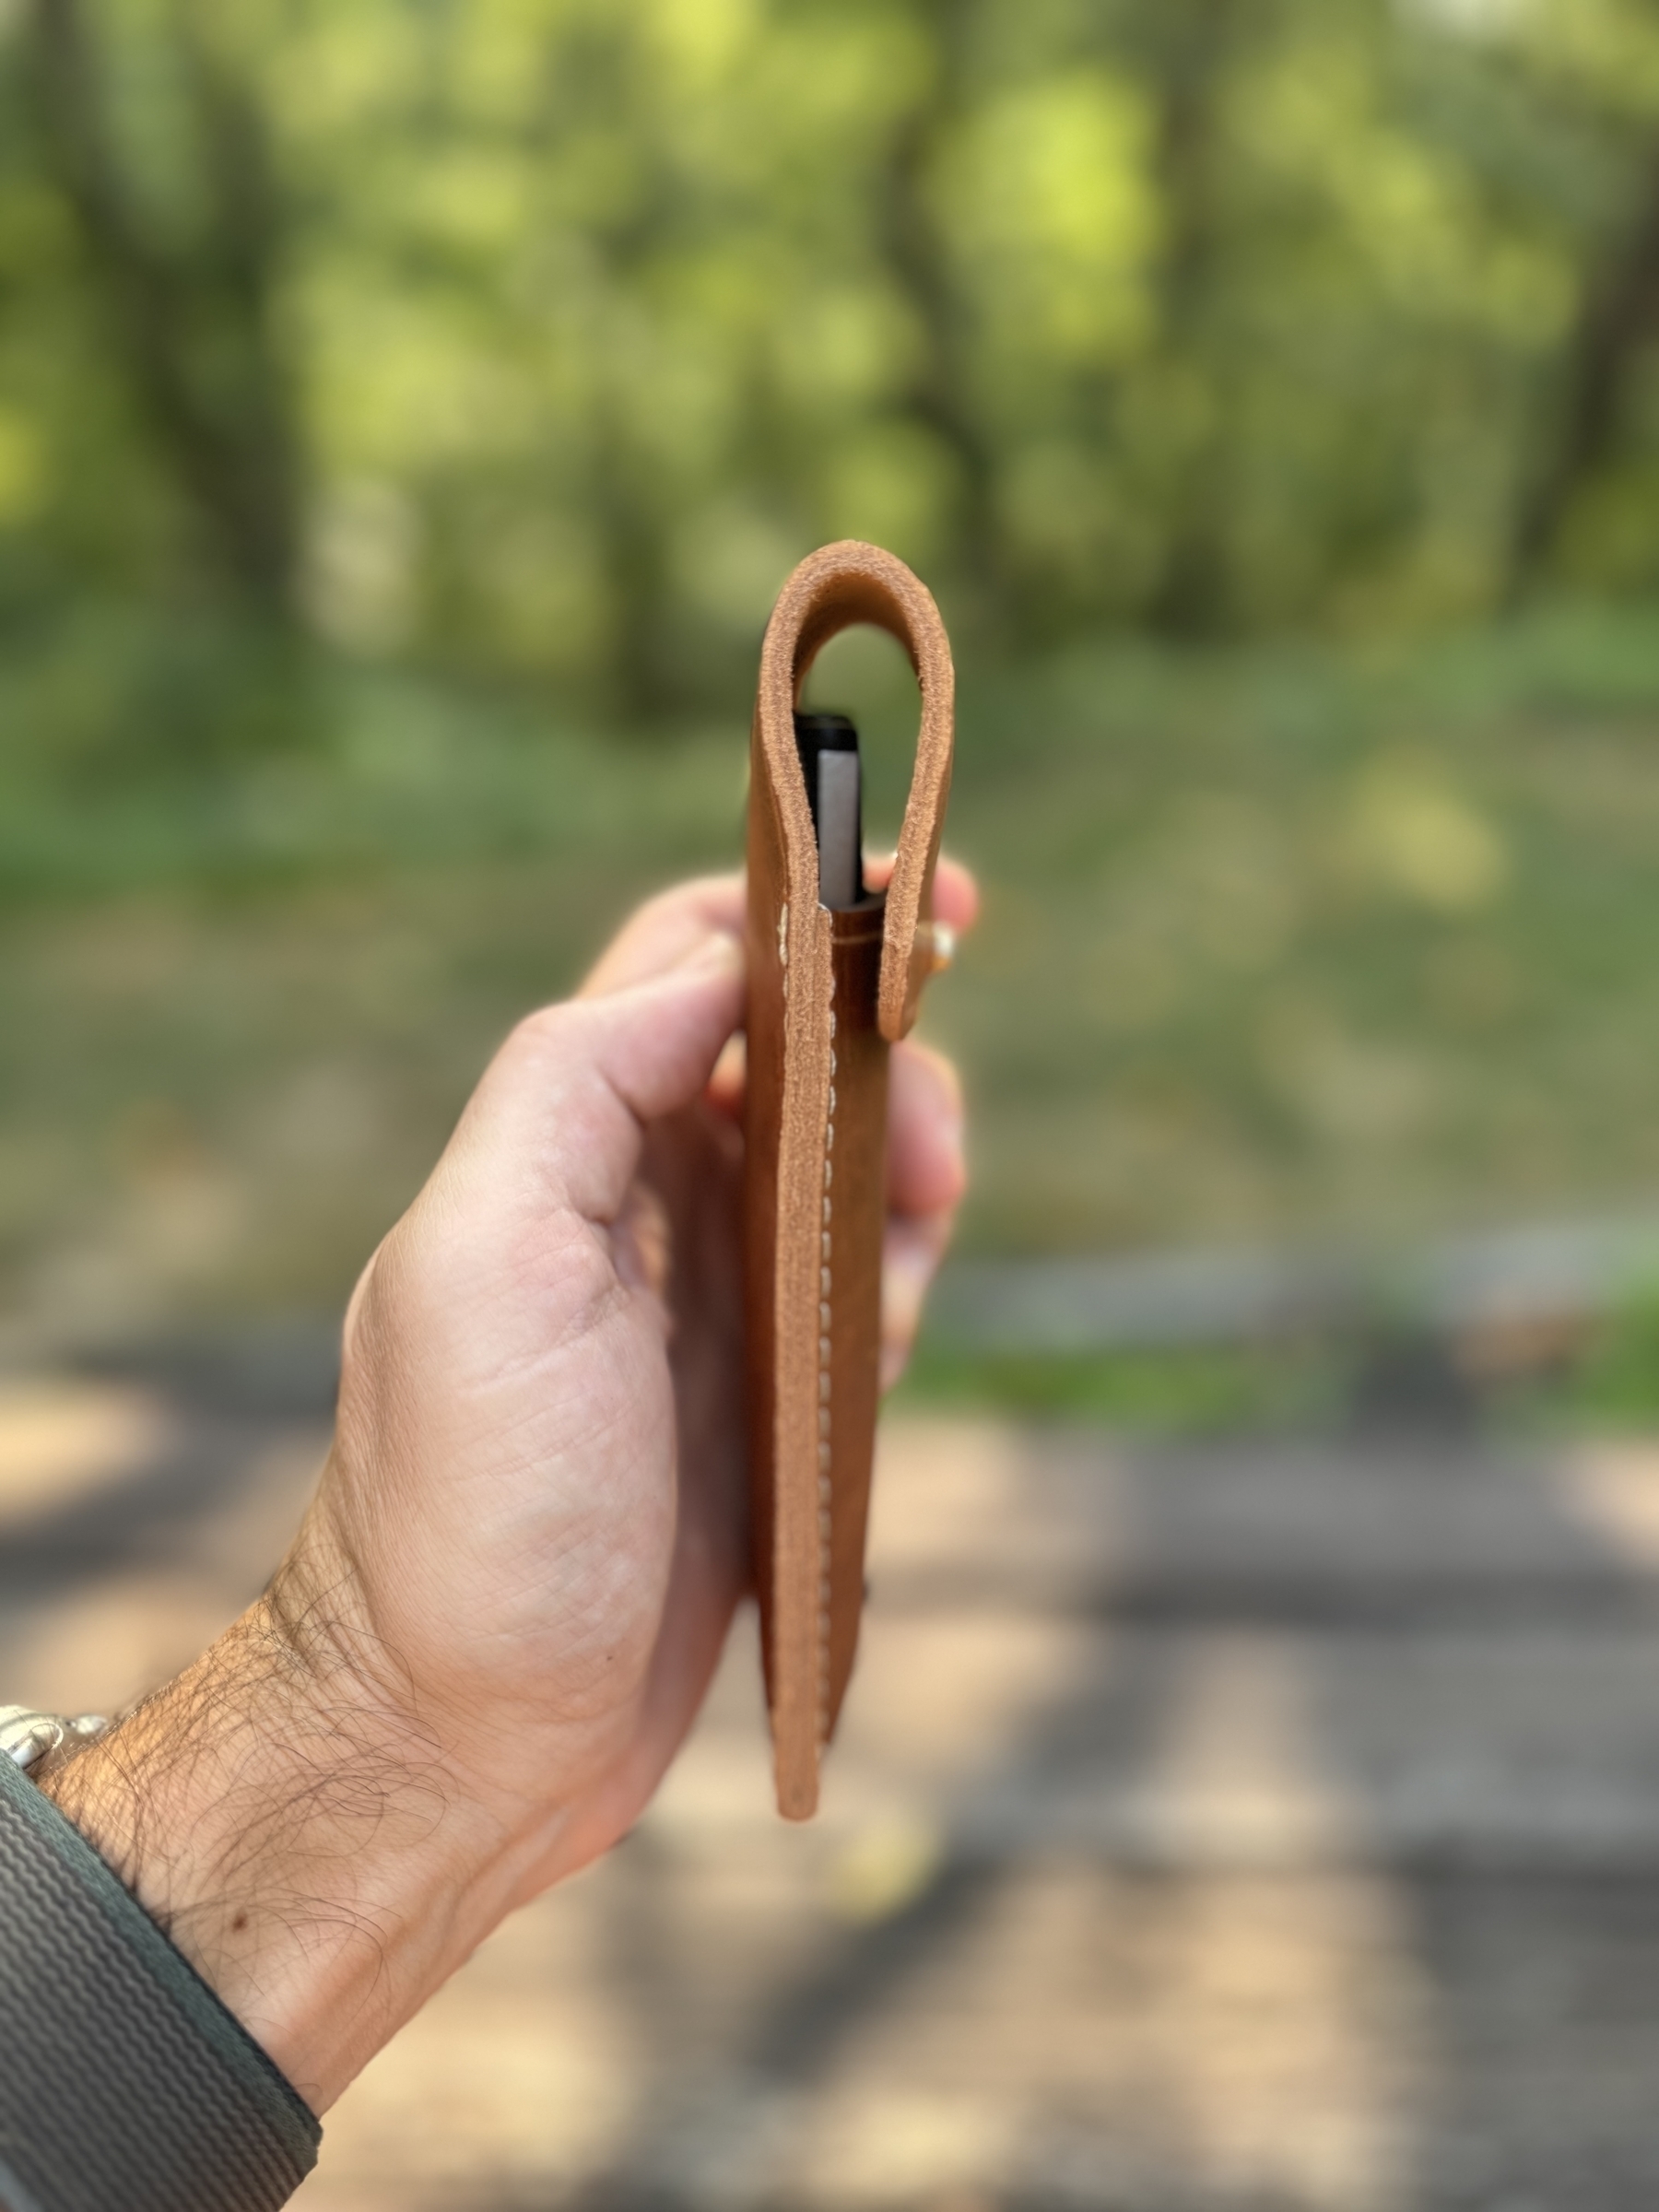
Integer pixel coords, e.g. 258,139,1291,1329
581,875,746,998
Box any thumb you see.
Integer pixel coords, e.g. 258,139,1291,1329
577,928,747,1126
451,929,745,1226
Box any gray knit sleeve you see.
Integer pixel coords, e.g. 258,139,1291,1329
0,1750,320,2212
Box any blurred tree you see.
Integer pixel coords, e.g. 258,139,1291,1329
5,0,1659,739
1137,0,1240,637
25,0,299,609
878,0,1004,632
1505,0,1659,596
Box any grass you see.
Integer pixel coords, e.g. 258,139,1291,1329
898,1300,1659,1440
8,596,1659,1349
892,1337,1345,1433
1555,1278,1659,1430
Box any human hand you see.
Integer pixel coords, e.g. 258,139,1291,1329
41,862,976,2112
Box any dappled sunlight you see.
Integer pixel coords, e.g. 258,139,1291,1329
0,1377,168,1528
1559,1439,1659,1567
14,1365,1659,2206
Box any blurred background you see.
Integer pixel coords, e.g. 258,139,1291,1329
12,0,1659,1372
17,0,1659,2205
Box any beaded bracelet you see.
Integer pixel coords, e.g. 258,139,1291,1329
0,1705,108,1774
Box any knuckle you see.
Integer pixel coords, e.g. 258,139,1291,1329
508,998,583,1058
515,1206,624,1346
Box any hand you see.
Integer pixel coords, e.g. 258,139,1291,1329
41,863,976,2112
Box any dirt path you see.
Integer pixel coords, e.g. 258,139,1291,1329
8,1369,1659,2209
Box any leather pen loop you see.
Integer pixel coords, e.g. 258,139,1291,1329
755,541,956,1043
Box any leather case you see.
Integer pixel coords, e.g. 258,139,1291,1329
744,541,955,1819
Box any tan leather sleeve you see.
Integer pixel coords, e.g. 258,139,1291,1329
744,542,955,1819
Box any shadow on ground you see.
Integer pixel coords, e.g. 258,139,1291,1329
8,1342,1659,2209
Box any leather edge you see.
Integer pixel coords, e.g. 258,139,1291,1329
761,540,955,1043
753,539,955,1820
754,605,831,1822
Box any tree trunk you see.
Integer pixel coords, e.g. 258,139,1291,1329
29,0,300,611
1143,0,1234,639
879,0,1006,630
1509,138,1659,598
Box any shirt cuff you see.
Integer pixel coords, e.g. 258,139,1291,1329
0,1748,320,2212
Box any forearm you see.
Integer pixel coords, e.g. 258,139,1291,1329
37,1541,524,2113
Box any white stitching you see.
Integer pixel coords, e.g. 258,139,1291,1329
816,1011,838,1747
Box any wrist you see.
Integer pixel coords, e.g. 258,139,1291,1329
38,1554,521,2112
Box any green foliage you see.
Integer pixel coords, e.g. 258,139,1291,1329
12,0,1659,1341
6,604,1659,1335
7,0,1659,735
1565,1277,1659,1427
894,1337,1341,1433
0,603,746,898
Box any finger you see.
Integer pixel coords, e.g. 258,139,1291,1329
863,851,980,935
618,1439,752,1817
456,934,745,1227
707,1032,746,1120
583,856,974,1004
887,1040,965,1219
558,1504,748,1877
881,1208,954,1391
581,875,746,998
